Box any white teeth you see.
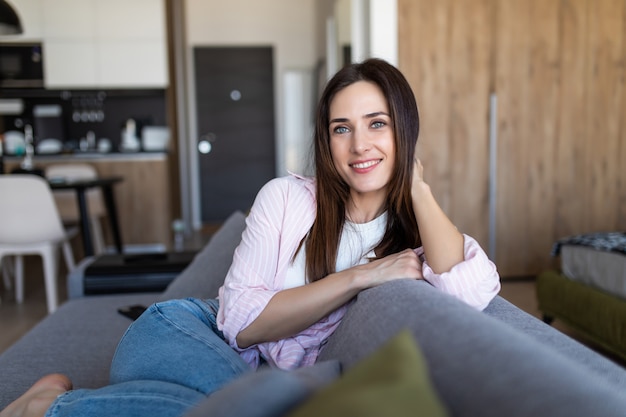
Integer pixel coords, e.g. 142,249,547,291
351,160,380,169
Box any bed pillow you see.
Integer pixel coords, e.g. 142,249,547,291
287,330,449,417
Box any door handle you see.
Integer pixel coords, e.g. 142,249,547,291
198,140,212,154
198,132,216,154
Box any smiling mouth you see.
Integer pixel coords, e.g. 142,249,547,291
350,159,382,169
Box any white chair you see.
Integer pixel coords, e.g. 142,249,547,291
45,163,107,255
0,175,76,313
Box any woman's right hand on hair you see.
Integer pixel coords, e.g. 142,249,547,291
350,249,423,289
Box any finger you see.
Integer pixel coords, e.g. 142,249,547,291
413,158,424,181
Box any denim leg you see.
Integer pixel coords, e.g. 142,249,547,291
110,298,251,395
45,381,204,417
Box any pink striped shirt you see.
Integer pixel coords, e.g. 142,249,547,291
216,174,501,370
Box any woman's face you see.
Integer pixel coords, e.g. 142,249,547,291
328,80,396,204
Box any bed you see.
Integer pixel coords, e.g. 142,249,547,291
536,232,626,362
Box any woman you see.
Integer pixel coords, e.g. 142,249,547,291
1,58,500,417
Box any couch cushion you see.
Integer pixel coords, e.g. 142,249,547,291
0,293,160,409
288,330,448,417
160,211,246,301
484,294,626,386
182,360,340,417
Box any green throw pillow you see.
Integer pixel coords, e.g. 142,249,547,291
287,330,449,417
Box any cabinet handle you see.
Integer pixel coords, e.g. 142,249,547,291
488,93,497,262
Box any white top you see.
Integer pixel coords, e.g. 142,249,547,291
283,212,388,289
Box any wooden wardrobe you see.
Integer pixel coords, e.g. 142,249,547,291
398,0,626,278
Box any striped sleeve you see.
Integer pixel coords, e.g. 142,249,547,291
421,234,501,311
216,176,319,369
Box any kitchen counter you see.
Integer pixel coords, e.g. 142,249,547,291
5,152,167,162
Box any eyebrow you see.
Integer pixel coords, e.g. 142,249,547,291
329,111,390,124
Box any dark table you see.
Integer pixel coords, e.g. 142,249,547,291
49,176,124,257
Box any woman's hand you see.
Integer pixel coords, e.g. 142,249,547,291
411,158,430,200
412,157,425,186
350,249,423,290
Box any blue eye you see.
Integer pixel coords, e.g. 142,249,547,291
371,121,386,129
333,126,350,134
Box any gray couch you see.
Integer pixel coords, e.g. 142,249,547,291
2,211,626,416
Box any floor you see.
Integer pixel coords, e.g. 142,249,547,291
0,255,623,369
0,255,63,354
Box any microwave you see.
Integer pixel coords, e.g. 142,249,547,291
0,43,44,88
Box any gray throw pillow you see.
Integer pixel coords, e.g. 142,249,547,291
182,361,341,417
160,211,246,300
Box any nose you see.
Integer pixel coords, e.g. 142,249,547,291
350,129,371,153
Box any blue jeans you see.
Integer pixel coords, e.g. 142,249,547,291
45,298,251,417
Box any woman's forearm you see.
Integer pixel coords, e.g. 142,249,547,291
412,181,464,274
235,248,423,348
235,269,362,348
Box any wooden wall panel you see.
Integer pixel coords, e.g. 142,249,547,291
584,0,625,232
399,0,453,213
495,0,561,275
621,1,626,230
398,0,492,248
492,0,529,275
399,0,626,277
554,0,589,238
447,0,493,247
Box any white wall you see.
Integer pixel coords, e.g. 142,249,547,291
186,0,317,66
369,0,397,66
350,0,397,66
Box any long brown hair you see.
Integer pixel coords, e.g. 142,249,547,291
305,58,422,282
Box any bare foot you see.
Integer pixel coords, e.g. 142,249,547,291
0,374,72,417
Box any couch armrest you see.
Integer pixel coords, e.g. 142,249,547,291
319,279,626,417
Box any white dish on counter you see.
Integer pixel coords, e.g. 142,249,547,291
142,126,170,151
36,139,63,154
97,138,112,153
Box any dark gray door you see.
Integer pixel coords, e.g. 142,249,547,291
194,47,276,222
